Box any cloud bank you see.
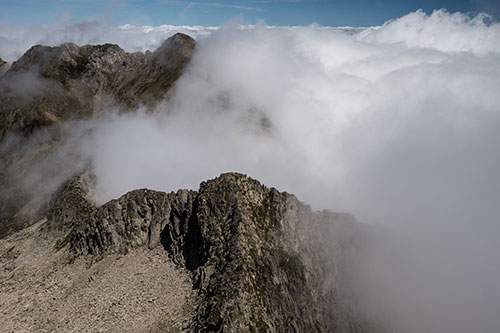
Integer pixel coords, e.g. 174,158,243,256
91,11,500,332
3,9,500,332
0,16,217,62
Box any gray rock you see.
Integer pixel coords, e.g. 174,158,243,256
0,58,9,77
0,34,195,238
53,172,372,332
48,171,97,232
0,33,195,140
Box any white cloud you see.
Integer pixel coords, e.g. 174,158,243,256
359,9,500,53
0,16,218,62
89,11,500,332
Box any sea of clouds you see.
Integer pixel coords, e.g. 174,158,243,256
2,9,500,332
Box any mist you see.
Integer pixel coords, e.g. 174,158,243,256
3,9,500,332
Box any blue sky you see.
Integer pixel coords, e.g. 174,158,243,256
0,0,498,27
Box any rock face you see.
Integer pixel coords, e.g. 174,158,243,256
0,33,195,139
0,34,195,238
0,58,9,77
49,172,369,332
48,172,97,232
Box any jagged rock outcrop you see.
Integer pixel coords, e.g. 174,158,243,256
0,33,195,238
48,172,97,232
0,33,195,140
49,172,368,332
0,58,9,77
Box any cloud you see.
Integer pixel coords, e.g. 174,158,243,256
89,11,500,332
0,16,218,62
2,9,500,332
357,9,500,53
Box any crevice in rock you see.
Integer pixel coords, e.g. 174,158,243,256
183,199,206,272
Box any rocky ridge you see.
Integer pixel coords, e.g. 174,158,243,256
40,172,371,332
0,32,195,140
0,33,195,238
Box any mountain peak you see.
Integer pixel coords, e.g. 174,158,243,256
153,32,196,68
41,172,368,332
0,33,197,140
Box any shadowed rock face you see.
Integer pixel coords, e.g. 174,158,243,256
50,172,370,332
0,33,195,140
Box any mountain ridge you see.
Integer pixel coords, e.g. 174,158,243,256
1,172,375,332
0,33,195,238
0,32,195,140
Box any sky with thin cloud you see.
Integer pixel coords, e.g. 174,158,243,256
0,0,494,26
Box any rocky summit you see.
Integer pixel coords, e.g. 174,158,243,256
1,172,375,332
0,33,195,238
0,33,195,140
